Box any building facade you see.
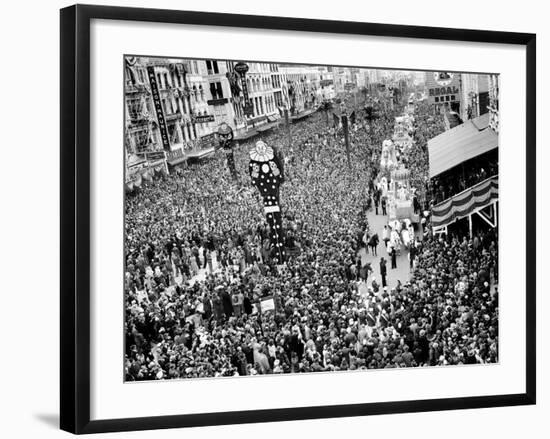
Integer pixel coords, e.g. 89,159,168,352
124,58,337,177
459,73,490,121
279,65,334,114
487,74,500,133
425,71,462,114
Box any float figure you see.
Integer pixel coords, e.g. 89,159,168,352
248,140,286,264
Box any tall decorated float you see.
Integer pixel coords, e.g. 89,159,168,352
387,166,419,224
392,115,414,150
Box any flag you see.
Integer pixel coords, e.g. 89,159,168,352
332,112,340,127
350,111,356,125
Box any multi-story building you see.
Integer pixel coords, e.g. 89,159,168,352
279,65,334,114
124,57,160,158
425,71,462,115
244,62,281,124
460,73,490,121
124,59,339,176
487,74,499,133
125,57,218,153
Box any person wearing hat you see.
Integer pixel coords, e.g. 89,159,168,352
379,257,387,288
390,244,397,269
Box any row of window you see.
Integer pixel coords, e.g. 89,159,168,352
434,95,456,103
250,94,278,117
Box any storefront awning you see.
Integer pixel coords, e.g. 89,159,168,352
168,156,187,166
428,113,497,178
185,147,215,159
257,120,280,132
234,129,259,141
291,108,316,121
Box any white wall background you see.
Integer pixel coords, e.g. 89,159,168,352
0,0,546,438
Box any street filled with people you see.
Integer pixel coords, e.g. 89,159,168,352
124,97,499,381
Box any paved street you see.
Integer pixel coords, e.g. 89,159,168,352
358,208,422,290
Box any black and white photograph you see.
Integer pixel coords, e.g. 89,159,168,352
123,57,500,381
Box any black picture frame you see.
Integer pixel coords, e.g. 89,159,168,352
60,4,536,434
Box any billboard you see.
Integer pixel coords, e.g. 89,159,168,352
425,72,461,106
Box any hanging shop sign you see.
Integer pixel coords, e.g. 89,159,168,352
207,98,229,106
166,148,184,161
146,66,170,150
199,132,218,149
192,114,215,123
141,150,166,161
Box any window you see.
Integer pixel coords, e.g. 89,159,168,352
210,82,224,100
164,73,169,88
127,96,144,120
206,60,219,75
435,97,439,103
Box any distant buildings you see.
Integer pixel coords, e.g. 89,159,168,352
278,65,335,114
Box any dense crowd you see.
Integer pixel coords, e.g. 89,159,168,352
431,156,498,205
124,97,499,381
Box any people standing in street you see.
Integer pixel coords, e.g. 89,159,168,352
391,246,397,269
381,196,387,215
409,243,416,270
380,257,387,287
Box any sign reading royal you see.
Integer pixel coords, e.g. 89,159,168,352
426,71,461,105
146,66,170,150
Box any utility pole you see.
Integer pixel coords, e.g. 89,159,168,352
284,107,291,150
341,104,351,170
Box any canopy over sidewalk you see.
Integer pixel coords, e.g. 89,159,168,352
428,113,498,178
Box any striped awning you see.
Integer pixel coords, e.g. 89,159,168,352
431,176,498,228
428,113,497,178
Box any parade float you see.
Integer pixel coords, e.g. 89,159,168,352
392,115,414,149
386,166,420,224
379,139,398,179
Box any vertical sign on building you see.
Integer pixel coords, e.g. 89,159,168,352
234,62,253,116
146,66,170,150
